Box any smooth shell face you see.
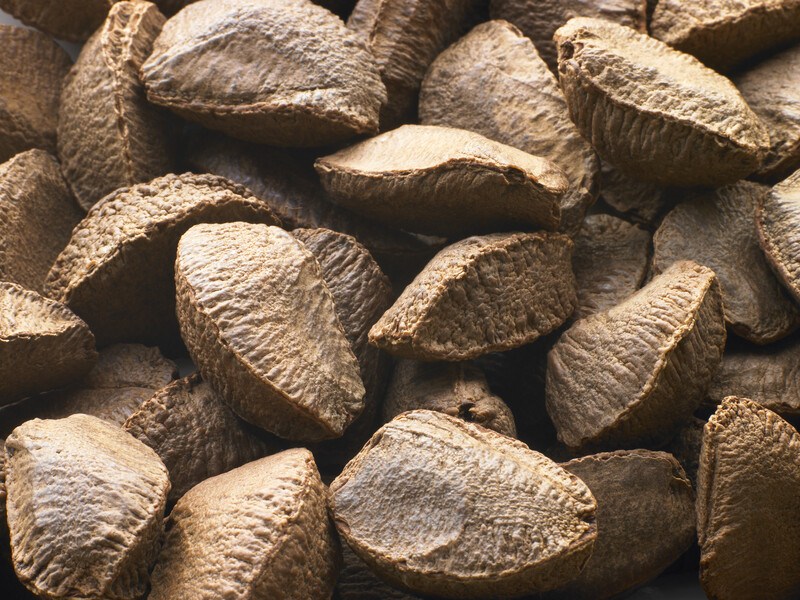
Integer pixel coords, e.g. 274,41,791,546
546,261,726,450
369,232,577,361
571,214,650,320
316,124,569,237
735,44,800,181
598,161,673,227
419,20,598,234
0,282,97,406
651,0,800,72
382,360,517,438
44,173,281,347
140,0,386,147
124,374,277,504
756,169,800,305
0,0,111,41
554,18,769,187
175,222,365,441
347,0,481,128
148,449,340,600
5,414,170,599
0,25,72,163
0,150,82,294
697,397,800,600
58,1,174,211
546,450,695,600
490,0,646,72
654,181,799,345
330,410,597,598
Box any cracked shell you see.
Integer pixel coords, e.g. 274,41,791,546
698,397,800,600
0,150,82,294
316,124,569,237
43,173,280,347
382,360,517,437
140,0,386,147
0,282,97,406
419,20,598,234
149,448,339,600
554,18,769,187
546,261,726,450
58,1,174,211
370,232,577,361
0,25,71,163
175,222,365,441
5,414,170,599
330,410,597,598
545,450,695,600
654,181,799,344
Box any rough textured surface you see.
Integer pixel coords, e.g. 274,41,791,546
697,397,800,600
735,44,800,182
337,541,421,599
124,373,277,504
0,25,71,163
382,360,516,437
316,124,569,237
555,18,769,187
544,450,695,600
347,0,481,128
572,214,650,319
0,0,109,42
58,1,174,211
654,181,799,344
419,20,598,234
598,161,673,227
183,130,435,274
546,261,726,450
489,0,647,73
756,169,800,305
149,449,339,600
370,232,577,361
44,173,280,347
666,416,705,489
0,150,82,294
651,0,800,72
141,0,386,146
175,222,365,441
331,410,596,598
0,282,97,406
5,414,170,599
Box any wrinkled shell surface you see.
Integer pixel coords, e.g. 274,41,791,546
337,541,420,600
598,161,673,227
0,0,110,41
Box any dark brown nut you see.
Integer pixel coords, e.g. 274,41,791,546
545,450,695,600
756,169,800,304
58,1,174,211
5,414,170,599
598,161,673,227
124,373,278,504
734,44,800,182
44,173,280,347
140,0,386,147
149,448,339,600
347,0,481,128
0,0,108,42
0,282,97,407
175,222,365,441
489,0,647,73
0,441,6,551
707,341,800,416
382,360,517,437
0,25,71,163
316,124,569,237
653,181,799,345
665,416,705,490
183,130,437,276
697,396,800,600
571,214,650,320
546,261,726,450
0,150,82,294
554,18,770,187
419,20,598,234
651,0,800,73
338,541,421,600
370,232,577,361
330,410,597,598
